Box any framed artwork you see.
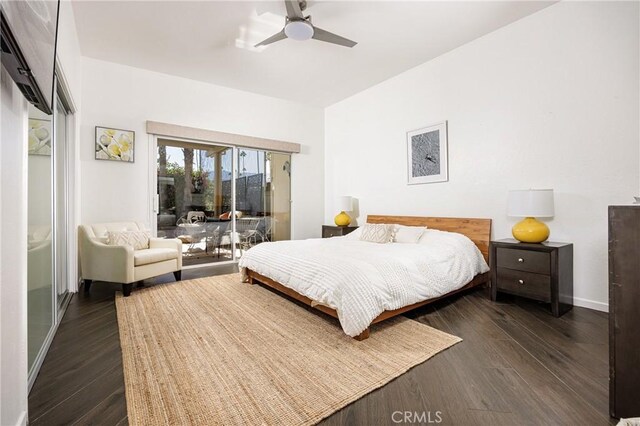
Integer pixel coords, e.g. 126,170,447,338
407,121,448,185
28,118,52,156
95,126,135,162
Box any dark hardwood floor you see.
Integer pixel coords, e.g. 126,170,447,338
29,266,612,425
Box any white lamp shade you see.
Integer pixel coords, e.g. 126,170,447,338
507,189,554,218
338,196,353,212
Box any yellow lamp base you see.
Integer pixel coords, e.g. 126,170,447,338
512,217,550,243
334,211,351,227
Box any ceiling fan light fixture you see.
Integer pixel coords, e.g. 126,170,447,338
284,20,314,41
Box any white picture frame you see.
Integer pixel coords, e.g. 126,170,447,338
95,126,135,163
407,121,448,185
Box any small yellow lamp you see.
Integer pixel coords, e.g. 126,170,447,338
334,196,353,227
508,189,554,243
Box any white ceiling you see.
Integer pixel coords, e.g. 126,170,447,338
72,1,554,107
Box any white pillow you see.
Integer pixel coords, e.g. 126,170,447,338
342,227,362,239
417,229,442,244
394,225,427,244
107,230,150,250
359,224,394,244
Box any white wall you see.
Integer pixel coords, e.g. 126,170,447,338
57,0,83,293
57,0,83,107
1,68,29,426
79,58,324,239
324,1,640,311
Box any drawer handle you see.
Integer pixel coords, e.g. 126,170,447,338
518,279,525,285
518,258,524,263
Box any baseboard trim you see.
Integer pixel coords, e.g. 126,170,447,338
573,296,608,313
15,410,27,426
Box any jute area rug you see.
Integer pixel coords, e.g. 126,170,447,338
115,273,461,425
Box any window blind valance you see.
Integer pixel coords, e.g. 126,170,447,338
157,138,230,153
147,121,300,154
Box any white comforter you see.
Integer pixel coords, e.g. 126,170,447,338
238,229,489,337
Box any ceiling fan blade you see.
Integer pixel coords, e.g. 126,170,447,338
284,0,304,19
311,26,357,48
255,30,287,47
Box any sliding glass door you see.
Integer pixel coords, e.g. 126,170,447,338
157,139,291,266
157,139,234,266
234,149,290,259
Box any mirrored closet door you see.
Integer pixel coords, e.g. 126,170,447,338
27,82,73,387
27,104,54,373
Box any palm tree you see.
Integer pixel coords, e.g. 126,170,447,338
158,145,168,213
183,148,194,211
239,150,247,176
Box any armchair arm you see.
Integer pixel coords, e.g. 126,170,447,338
149,238,183,270
149,237,181,250
79,228,135,283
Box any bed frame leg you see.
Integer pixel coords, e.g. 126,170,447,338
354,328,370,341
247,275,256,285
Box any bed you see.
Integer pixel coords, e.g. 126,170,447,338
239,215,491,340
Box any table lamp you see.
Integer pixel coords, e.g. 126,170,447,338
334,196,353,227
507,189,554,243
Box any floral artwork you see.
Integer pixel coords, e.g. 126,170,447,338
28,119,52,156
95,126,135,162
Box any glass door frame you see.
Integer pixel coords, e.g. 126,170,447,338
27,74,75,390
54,95,72,311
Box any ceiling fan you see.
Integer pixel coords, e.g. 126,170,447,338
255,0,357,48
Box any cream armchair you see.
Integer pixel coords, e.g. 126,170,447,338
79,222,182,297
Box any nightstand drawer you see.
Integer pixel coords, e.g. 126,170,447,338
322,226,358,238
496,247,550,274
324,229,344,238
496,267,551,302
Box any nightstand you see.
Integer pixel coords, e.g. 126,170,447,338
322,225,358,238
490,238,573,317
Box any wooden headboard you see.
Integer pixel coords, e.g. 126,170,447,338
367,215,492,262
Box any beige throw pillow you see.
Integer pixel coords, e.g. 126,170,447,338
107,230,150,250
359,224,393,244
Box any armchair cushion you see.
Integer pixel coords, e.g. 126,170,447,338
107,230,150,250
87,222,145,238
149,237,182,252
134,248,179,266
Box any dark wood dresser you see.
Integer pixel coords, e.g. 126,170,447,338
609,205,640,418
490,239,573,317
322,225,358,238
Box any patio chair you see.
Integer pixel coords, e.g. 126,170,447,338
257,216,276,242
237,218,261,250
187,211,206,223
219,218,261,256
175,217,207,254
205,224,223,258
